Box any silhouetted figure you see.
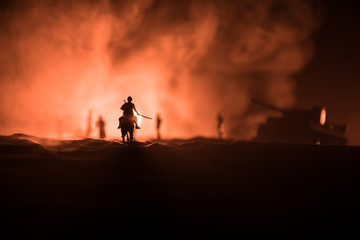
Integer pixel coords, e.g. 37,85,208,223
217,112,224,140
118,96,141,143
96,115,106,139
156,113,162,141
118,96,140,129
85,110,92,138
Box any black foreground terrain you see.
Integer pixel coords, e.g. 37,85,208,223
1,134,359,238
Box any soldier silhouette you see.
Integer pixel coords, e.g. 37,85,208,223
96,115,106,139
118,96,140,129
217,112,224,140
156,113,162,141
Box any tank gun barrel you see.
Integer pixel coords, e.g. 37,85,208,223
251,98,284,113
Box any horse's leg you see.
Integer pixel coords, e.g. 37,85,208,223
130,128,134,142
121,129,125,144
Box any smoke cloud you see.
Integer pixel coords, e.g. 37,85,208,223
0,0,323,139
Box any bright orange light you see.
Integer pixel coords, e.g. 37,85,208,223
134,111,142,126
320,108,326,126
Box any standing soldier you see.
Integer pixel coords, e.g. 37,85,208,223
156,113,162,141
96,115,106,139
217,112,224,140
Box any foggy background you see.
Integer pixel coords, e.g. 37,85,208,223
295,1,360,146
0,0,329,140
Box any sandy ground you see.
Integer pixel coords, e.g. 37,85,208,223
0,134,359,238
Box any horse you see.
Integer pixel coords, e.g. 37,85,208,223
119,116,134,143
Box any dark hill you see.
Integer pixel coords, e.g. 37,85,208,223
0,134,359,238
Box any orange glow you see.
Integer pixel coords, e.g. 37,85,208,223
0,1,323,140
320,108,326,126
134,111,142,126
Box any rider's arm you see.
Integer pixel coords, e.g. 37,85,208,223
133,105,140,115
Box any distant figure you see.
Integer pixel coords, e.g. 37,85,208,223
96,115,106,139
217,112,224,140
118,96,140,129
156,113,162,141
85,110,92,138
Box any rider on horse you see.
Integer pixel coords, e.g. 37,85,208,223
118,96,141,129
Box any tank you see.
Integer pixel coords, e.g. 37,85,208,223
251,99,348,145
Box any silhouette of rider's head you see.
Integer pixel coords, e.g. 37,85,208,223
127,96,133,102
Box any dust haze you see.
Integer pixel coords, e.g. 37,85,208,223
0,0,323,139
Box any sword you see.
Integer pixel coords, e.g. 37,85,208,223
138,114,152,120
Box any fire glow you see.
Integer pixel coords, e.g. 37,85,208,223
0,0,323,140
320,108,326,126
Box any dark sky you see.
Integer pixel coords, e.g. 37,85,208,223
295,1,360,145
